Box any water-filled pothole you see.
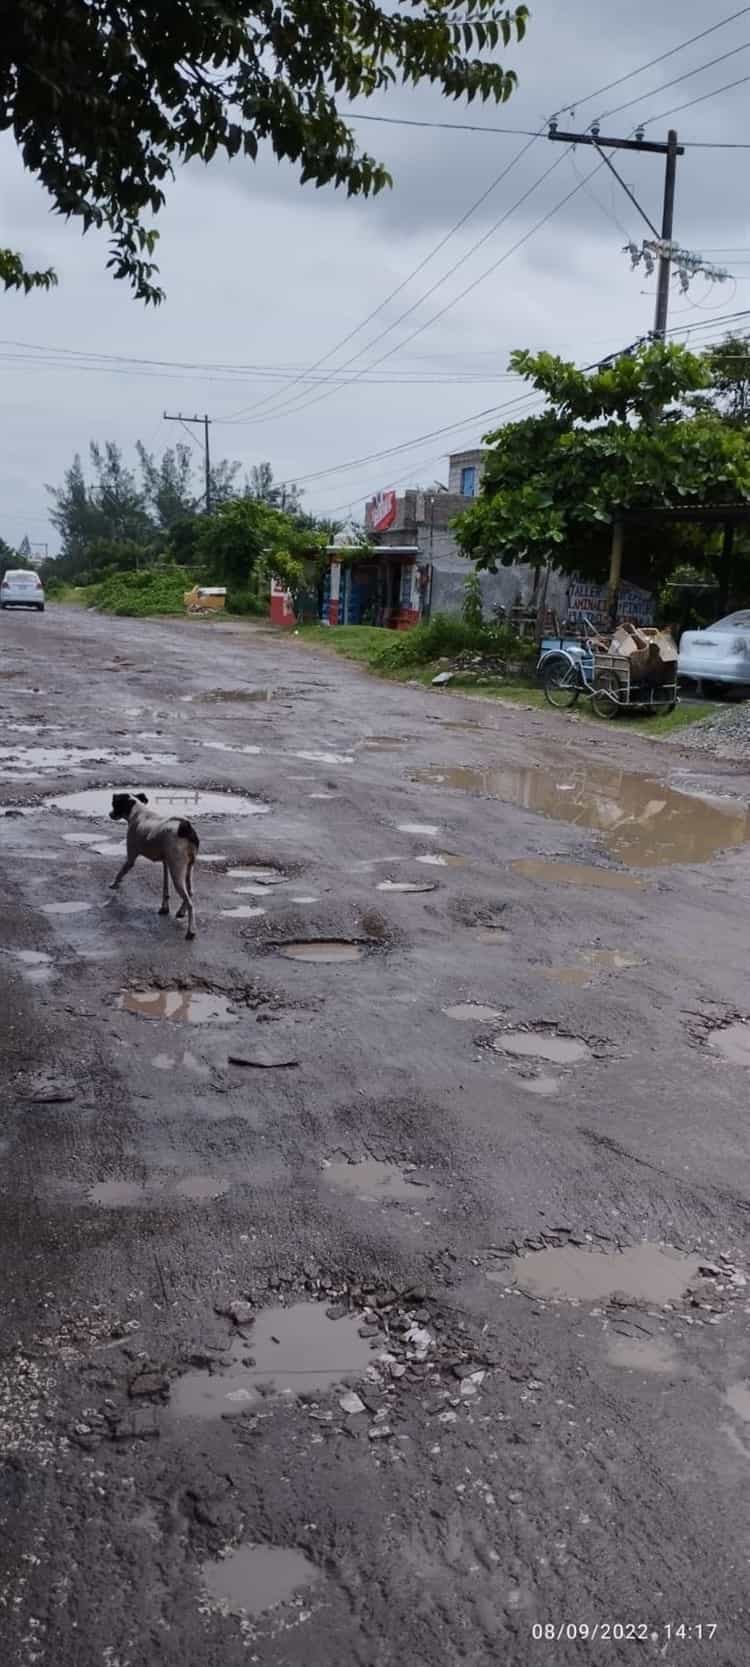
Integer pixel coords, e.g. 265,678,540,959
0,745,178,778
513,859,642,891
607,1336,679,1375
377,880,436,894
711,1023,750,1066
172,1302,373,1418
295,750,354,765
221,905,266,919
322,1158,430,1201
200,1544,322,1619
278,940,364,963
228,867,285,883
42,901,92,916
175,1176,230,1200
512,1242,702,1304
398,822,440,837
444,1003,502,1023
415,852,465,868
47,787,269,818
119,989,238,1023
517,1074,560,1097
152,1051,210,1077
88,1180,147,1207
204,688,272,703
415,763,749,868
493,1030,590,1065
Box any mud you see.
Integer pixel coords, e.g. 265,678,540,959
119,989,238,1023
48,787,269,818
322,1158,430,1202
512,858,643,891
494,1031,590,1064
200,1543,322,1618
415,761,750,868
607,1336,679,1375
278,941,364,963
172,1302,373,1417
512,1243,702,1304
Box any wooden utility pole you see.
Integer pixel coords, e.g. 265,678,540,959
163,411,212,512
547,124,683,340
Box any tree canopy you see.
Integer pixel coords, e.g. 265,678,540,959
1,0,527,302
455,342,750,590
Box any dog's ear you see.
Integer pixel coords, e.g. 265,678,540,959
137,793,149,803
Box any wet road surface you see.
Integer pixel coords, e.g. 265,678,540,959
2,607,750,1665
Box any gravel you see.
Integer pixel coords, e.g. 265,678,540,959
667,699,750,758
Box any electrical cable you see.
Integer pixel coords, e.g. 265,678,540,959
549,6,750,120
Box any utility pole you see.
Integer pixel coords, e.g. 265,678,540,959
163,411,213,513
547,123,683,339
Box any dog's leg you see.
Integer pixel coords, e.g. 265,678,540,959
159,861,170,916
109,859,134,892
171,860,196,939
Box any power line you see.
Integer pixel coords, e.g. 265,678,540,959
645,69,750,127
597,37,750,125
549,6,750,119
340,111,750,150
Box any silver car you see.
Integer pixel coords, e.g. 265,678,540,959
0,569,45,611
678,609,750,693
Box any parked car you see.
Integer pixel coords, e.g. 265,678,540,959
678,609,750,693
0,569,45,611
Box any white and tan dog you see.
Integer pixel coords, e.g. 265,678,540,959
108,792,199,939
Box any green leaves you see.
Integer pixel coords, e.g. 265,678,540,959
2,2,528,300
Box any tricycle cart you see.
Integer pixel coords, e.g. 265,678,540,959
539,623,678,719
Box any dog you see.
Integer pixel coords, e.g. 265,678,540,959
108,792,199,939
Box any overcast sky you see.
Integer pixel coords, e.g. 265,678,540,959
2,0,750,551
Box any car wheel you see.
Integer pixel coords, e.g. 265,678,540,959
37,604,45,612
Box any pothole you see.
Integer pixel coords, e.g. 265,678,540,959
512,859,642,891
172,1302,374,1418
42,901,92,916
88,1181,147,1207
415,762,750,868
542,967,592,987
415,852,465,868
512,1243,702,1304
711,1023,750,1066
152,1051,211,1077
47,788,269,818
725,1382,750,1421
580,949,644,971
294,750,354,765
607,1336,679,1375
398,822,440,836
221,905,266,919
175,1176,230,1201
204,688,273,703
119,990,238,1023
493,1029,590,1065
228,867,285,883
517,1074,560,1096
277,941,364,963
203,741,261,756
200,1544,323,1619
444,1003,502,1023
361,737,406,751
377,880,436,894
0,746,178,778
322,1159,431,1202
16,950,53,966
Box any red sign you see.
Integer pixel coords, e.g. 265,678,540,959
368,489,397,532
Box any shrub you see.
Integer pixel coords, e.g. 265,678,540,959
226,588,265,616
366,614,536,673
89,566,190,616
462,570,484,631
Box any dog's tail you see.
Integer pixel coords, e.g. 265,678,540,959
177,819,200,851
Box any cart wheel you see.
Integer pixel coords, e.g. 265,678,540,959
649,692,676,717
542,655,580,709
591,670,623,719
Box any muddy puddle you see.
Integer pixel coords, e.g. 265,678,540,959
291,895,319,904
494,1030,590,1065
278,941,364,963
513,858,643,891
377,880,436,894
201,1543,322,1619
415,852,465,868
725,1382,750,1421
580,948,643,971
48,788,269,818
361,737,406,751
517,1074,560,1097
228,867,285,883
42,901,92,916
0,745,178,778
398,822,440,837
119,989,238,1023
414,762,750,868
203,740,262,756
15,949,55,985
444,1002,502,1023
152,1051,210,1078
711,1023,750,1066
323,1158,430,1202
172,1302,373,1419
175,1175,230,1201
88,1180,146,1207
294,750,354,765
607,1336,679,1375
512,1242,702,1304
205,688,272,703
543,967,593,988
221,905,266,919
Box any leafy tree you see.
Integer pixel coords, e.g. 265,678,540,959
0,537,18,579
196,497,321,589
456,343,750,592
247,461,303,514
17,534,33,562
1,2,528,302
703,334,750,427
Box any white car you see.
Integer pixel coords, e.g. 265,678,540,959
0,569,45,611
678,609,750,693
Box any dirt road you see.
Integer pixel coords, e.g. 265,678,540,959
2,606,750,1666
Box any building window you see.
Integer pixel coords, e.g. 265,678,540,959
460,465,477,497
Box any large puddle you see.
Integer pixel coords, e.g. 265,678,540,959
119,989,238,1023
0,746,177,778
172,1302,373,1418
278,940,364,963
323,1158,430,1202
512,1243,702,1304
414,763,750,868
201,1543,322,1619
494,1030,590,1065
47,787,269,818
513,858,642,891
